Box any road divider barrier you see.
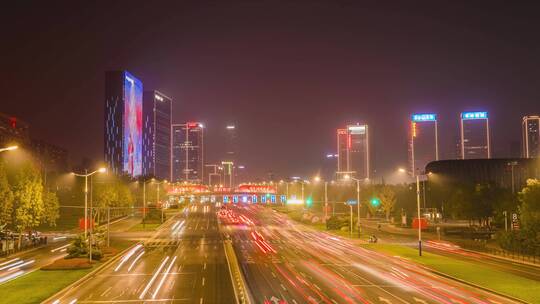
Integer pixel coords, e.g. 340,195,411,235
224,240,253,304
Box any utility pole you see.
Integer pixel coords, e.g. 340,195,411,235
357,179,361,236
416,174,422,256
107,207,110,247
324,181,328,220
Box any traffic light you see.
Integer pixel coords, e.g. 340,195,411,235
370,197,380,207
306,197,313,207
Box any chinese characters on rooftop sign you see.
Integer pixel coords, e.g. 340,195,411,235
411,113,437,122
347,125,366,134
461,112,488,120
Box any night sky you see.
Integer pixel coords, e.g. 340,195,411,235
3,1,540,180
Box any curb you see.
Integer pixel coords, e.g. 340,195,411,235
40,242,140,304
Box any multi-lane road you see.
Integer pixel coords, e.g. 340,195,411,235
224,205,520,304
44,203,530,304
49,205,234,304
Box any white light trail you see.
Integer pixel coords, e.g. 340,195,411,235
0,270,24,284
152,256,177,299
0,260,23,271
139,256,170,300
127,251,145,272
51,244,70,252
114,244,142,272
8,259,34,271
0,258,20,267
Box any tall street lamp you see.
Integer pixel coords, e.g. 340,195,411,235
0,145,18,153
154,180,168,223
344,174,363,237
313,176,334,221
398,167,430,256
72,167,106,261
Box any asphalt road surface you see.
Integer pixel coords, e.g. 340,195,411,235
48,204,234,304
223,204,520,304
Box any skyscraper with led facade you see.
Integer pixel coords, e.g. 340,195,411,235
409,113,438,175
336,124,370,179
460,111,490,159
522,115,540,158
104,70,143,177
336,128,348,176
142,91,172,180
171,122,204,183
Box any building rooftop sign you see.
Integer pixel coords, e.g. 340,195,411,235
411,113,437,122
461,111,488,120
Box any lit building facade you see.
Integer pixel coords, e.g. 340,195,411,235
142,91,172,180
460,111,490,159
522,115,540,158
409,113,438,175
104,70,143,177
221,161,234,188
336,129,348,174
171,122,204,183
225,124,237,162
336,124,370,179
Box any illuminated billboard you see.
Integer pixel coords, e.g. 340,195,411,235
461,111,488,120
123,72,143,177
348,125,366,134
411,113,436,122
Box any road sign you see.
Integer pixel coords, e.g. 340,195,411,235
347,199,357,205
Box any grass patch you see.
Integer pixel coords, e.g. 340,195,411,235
0,268,92,303
364,243,540,303
128,222,162,232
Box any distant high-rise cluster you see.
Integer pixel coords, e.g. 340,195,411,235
171,122,204,183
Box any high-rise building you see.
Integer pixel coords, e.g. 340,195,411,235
170,122,204,183
460,111,490,159
522,115,540,158
221,161,234,187
104,70,143,177
225,124,237,162
336,125,370,179
347,124,370,179
205,164,222,186
409,113,438,175
336,129,348,174
142,91,172,180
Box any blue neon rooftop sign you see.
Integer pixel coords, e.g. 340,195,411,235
411,113,437,122
461,111,488,120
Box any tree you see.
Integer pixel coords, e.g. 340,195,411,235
42,190,60,226
12,163,44,247
0,161,14,228
379,186,396,221
518,179,540,232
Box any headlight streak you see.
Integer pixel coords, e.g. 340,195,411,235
8,259,34,271
0,270,24,284
51,244,70,253
114,244,143,272
0,258,20,268
151,256,177,299
139,256,170,300
127,250,145,272
0,260,24,271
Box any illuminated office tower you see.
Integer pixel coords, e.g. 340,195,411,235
104,70,143,177
221,161,234,188
460,111,490,159
142,91,171,180
409,113,438,175
347,124,370,179
522,115,540,158
336,129,348,175
225,124,237,162
171,122,204,183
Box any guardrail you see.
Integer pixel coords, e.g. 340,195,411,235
223,240,253,304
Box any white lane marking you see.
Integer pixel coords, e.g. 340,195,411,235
203,262,206,270
200,297,203,304
114,244,143,272
202,277,205,286
413,297,428,304
139,256,170,299
379,297,392,304
0,270,24,284
100,286,113,297
68,299,77,304
51,300,60,304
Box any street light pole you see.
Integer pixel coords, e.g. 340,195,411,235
324,181,328,220
301,183,304,202
416,174,422,256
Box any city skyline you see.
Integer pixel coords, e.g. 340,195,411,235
4,2,540,179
